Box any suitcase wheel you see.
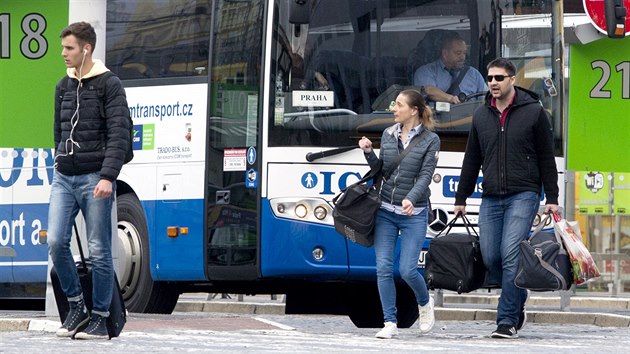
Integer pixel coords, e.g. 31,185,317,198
427,275,434,290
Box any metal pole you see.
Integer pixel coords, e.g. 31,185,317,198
552,0,574,310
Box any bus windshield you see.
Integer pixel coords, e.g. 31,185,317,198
268,0,562,157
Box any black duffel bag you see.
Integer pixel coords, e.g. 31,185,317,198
332,162,382,247
515,214,573,291
425,214,486,294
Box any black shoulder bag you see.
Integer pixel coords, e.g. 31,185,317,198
332,131,430,247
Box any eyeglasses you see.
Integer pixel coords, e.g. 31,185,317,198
486,75,513,82
543,77,558,97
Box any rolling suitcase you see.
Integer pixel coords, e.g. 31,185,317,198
50,223,126,338
424,214,486,294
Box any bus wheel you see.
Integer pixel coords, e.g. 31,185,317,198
116,193,179,313
345,283,418,328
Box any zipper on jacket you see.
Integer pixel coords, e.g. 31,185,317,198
499,116,508,194
390,165,400,204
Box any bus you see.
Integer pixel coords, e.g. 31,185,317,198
2,0,573,327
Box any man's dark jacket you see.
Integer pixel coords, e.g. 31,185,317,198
54,65,130,182
455,86,559,206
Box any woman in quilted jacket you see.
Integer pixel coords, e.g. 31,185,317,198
359,89,440,339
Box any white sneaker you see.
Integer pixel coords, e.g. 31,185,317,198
418,297,435,334
375,321,398,339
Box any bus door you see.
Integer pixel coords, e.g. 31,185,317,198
204,0,265,281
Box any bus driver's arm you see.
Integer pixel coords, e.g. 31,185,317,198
423,85,460,104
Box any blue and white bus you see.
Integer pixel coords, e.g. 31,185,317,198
1,0,571,327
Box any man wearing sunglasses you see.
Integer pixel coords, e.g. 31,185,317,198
453,57,559,339
413,33,487,105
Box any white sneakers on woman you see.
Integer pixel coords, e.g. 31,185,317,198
418,297,435,333
375,321,398,339
375,297,435,339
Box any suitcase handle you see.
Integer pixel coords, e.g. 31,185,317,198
434,212,478,238
73,222,88,272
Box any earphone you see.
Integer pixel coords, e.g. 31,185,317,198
54,47,87,167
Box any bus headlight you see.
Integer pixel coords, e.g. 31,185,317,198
295,204,308,218
313,206,327,220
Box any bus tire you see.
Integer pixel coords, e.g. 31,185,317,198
346,283,418,328
116,193,179,314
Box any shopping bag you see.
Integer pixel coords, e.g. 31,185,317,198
552,212,601,285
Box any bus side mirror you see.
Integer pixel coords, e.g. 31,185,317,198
604,0,627,38
289,0,311,25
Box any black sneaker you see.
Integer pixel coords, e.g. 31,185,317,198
74,314,109,340
491,324,518,339
56,299,90,337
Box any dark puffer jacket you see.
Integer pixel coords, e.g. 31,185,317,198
455,86,559,205
365,124,440,207
54,63,130,182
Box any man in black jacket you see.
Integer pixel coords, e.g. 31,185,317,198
453,57,559,339
48,22,131,340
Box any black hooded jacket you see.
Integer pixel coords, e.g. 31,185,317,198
455,86,559,205
53,63,130,182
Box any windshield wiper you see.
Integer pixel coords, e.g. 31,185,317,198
305,146,357,162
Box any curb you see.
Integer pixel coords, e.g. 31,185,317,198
174,300,630,328
443,294,630,310
434,308,630,327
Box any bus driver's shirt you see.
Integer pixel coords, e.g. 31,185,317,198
413,59,487,98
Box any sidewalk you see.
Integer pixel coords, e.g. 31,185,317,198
2,292,629,332
173,291,630,327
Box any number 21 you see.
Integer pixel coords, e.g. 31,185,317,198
590,60,630,99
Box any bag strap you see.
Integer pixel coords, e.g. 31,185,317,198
529,212,563,244
446,66,470,95
434,212,478,238
534,250,569,290
382,129,429,181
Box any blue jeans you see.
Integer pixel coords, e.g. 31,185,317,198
478,191,539,327
47,171,115,316
374,208,430,324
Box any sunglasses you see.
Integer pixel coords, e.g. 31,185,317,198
486,75,512,82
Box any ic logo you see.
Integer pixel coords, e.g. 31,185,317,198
300,171,362,195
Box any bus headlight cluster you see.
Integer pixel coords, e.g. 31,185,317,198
270,198,334,225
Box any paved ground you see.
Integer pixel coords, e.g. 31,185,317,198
3,291,628,333
0,292,629,352
1,312,629,353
